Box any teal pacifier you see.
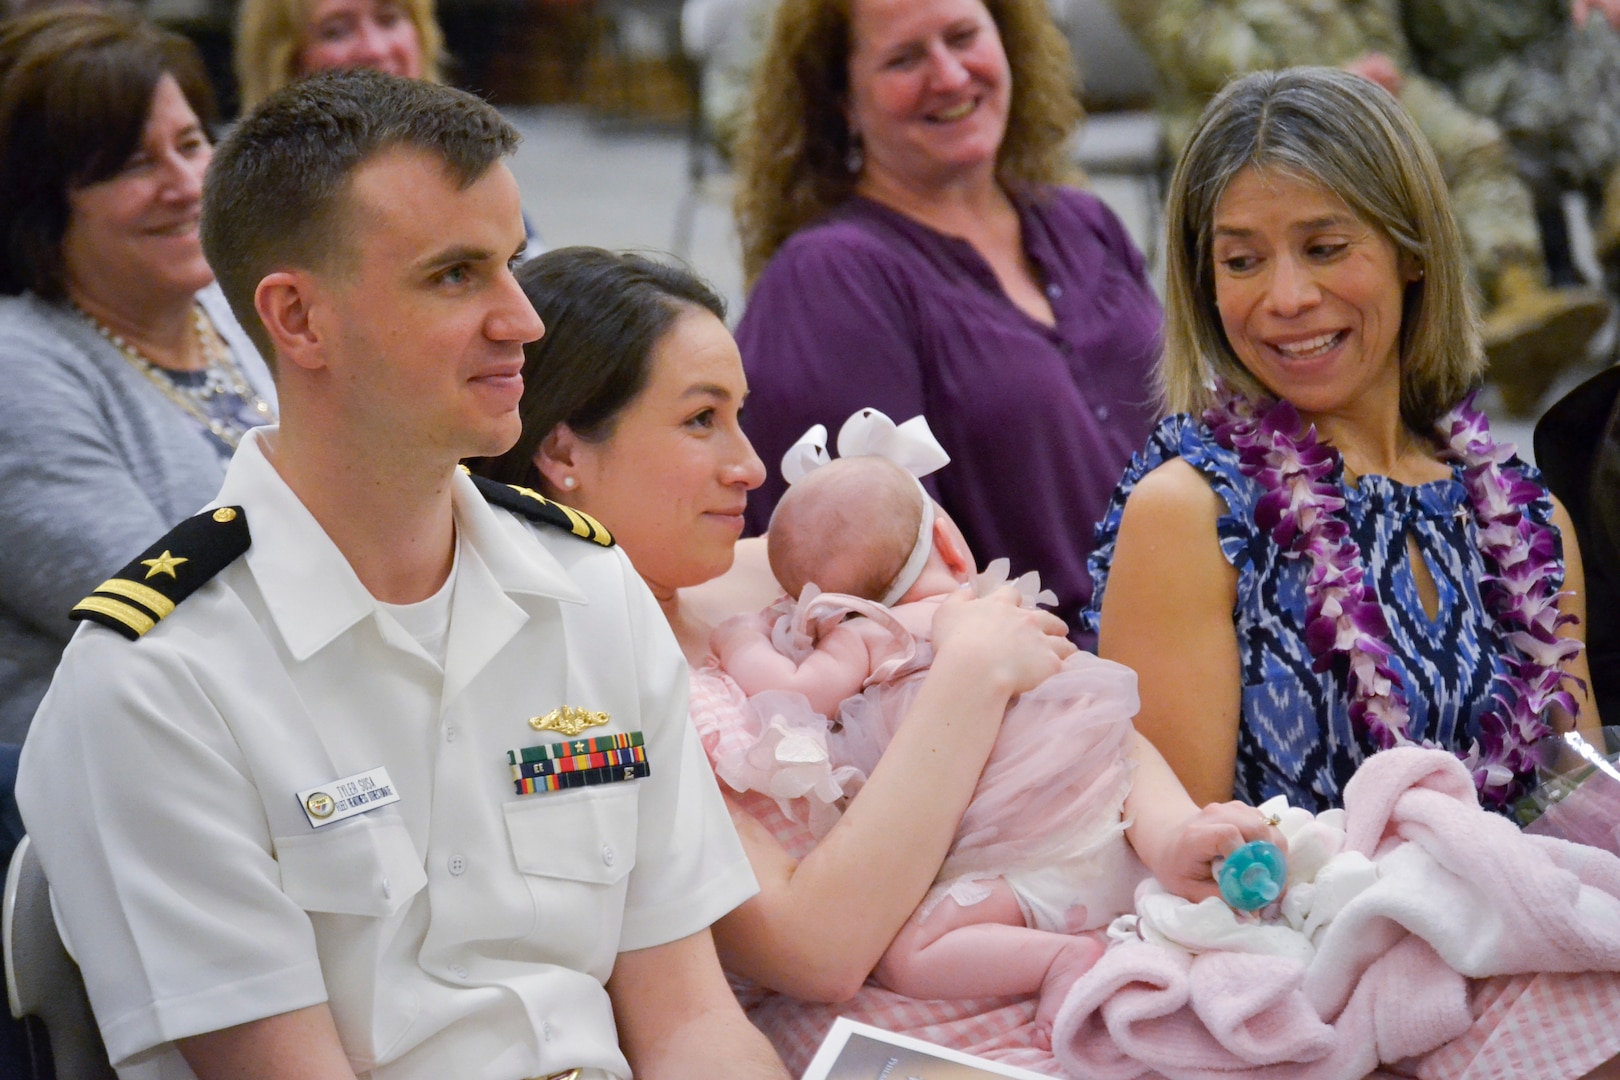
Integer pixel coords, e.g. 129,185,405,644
1218,840,1287,911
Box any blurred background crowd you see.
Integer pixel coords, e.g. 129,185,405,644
4,0,1613,418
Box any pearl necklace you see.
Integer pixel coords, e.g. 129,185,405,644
1203,386,1583,808
78,303,274,450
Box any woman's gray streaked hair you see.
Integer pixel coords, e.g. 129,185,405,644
1159,66,1483,433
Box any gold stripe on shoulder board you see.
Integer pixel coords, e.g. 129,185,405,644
71,595,156,637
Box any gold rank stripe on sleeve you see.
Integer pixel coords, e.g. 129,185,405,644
69,505,251,641
465,472,614,546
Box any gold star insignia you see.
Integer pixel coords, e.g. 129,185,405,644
140,550,189,580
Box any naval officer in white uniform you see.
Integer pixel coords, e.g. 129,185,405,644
18,69,787,1080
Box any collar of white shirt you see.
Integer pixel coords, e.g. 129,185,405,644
214,427,588,665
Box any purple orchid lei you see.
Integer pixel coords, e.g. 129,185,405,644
1203,387,1583,807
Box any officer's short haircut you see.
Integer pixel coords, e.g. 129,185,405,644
201,68,520,363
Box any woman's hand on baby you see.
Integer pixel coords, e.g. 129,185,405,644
1151,801,1287,905
930,587,1076,699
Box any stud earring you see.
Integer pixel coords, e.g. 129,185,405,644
561,476,578,490
846,132,864,175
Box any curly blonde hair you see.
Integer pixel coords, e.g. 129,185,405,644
233,0,445,111
734,0,1082,287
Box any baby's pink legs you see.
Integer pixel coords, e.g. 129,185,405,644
873,878,1104,1046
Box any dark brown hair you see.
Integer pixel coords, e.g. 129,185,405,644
0,5,217,298
467,247,727,493
202,67,518,361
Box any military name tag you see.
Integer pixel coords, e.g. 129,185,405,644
297,766,400,829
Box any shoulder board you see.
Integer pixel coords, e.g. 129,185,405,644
466,472,614,547
70,506,251,641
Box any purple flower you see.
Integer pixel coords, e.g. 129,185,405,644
1205,382,1585,806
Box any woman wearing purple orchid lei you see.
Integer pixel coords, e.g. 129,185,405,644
1086,67,1602,818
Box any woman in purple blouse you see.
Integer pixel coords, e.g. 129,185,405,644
732,0,1163,643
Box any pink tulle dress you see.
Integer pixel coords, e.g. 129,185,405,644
708,588,1149,933
688,660,1061,1075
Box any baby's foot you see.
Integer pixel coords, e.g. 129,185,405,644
1033,935,1105,1051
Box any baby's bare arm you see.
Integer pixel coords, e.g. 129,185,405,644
713,615,874,717
1124,731,1283,903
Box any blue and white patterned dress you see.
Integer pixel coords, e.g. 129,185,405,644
1085,414,1562,812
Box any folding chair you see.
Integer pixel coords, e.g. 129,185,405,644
4,836,116,1080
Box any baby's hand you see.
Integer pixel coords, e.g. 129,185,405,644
709,612,773,661
931,587,1076,698
1152,801,1287,905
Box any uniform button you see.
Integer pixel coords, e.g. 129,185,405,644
444,726,458,742
448,854,467,876
1046,283,1063,300
450,964,468,980
381,877,393,899
601,845,615,867
1095,405,1110,421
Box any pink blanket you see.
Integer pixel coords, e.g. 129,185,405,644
1052,749,1620,1079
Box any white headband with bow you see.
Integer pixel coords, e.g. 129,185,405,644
781,408,950,606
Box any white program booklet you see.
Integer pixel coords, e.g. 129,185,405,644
800,1018,1054,1080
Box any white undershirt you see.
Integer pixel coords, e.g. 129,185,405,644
377,537,459,669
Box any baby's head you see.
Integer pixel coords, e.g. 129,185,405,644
768,456,972,603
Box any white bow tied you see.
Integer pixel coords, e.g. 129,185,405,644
780,408,951,485
779,408,951,606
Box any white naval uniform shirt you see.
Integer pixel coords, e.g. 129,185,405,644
17,428,758,1080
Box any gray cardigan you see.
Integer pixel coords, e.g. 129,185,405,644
0,287,276,741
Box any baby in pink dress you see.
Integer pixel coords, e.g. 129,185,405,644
712,451,1274,1040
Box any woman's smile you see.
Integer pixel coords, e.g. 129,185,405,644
1270,330,1347,361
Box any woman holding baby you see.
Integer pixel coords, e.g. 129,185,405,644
469,247,1234,1070
477,241,1620,1076
471,29,1620,1080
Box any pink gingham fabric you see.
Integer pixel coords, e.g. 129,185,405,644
690,665,1619,1078
1416,972,1620,1079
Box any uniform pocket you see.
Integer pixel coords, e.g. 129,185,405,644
503,786,638,886
275,816,427,917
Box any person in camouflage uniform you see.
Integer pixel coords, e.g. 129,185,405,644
1110,0,1610,413
1403,0,1620,289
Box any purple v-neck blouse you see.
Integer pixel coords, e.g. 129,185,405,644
736,188,1163,643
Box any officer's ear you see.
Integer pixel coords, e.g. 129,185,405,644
255,270,325,374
